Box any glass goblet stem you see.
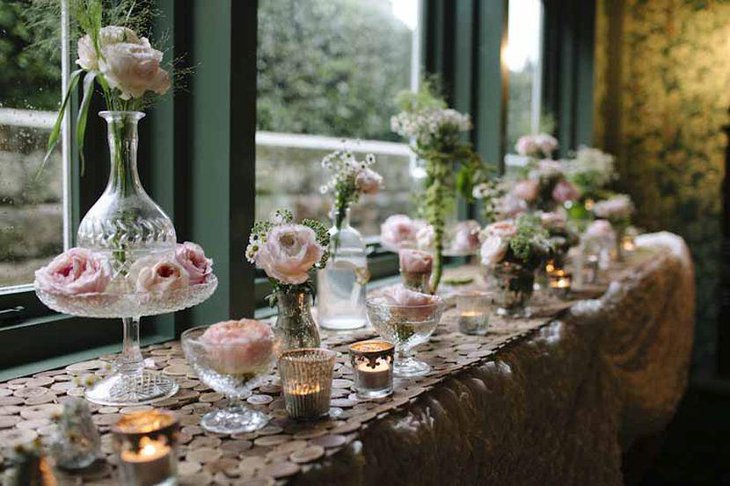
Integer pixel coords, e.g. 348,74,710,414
119,316,144,374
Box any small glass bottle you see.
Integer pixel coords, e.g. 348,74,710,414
317,208,369,330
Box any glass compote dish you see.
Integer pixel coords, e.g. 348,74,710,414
182,320,275,434
34,111,217,406
366,288,444,377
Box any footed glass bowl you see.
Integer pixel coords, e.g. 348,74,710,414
182,325,274,434
366,297,444,377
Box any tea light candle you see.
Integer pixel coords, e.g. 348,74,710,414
279,348,336,420
349,340,394,399
621,235,637,252
548,270,572,297
456,291,494,335
112,410,179,486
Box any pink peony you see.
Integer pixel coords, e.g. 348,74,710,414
255,224,324,285
355,168,383,195
200,319,274,375
35,248,112,296
511,179,540,202
132,257,189,295
381,215,420,249
552,179,581,203
480,236,509,266
175,242,213,285
450,220,481,252
399,249,433,274
483,220,518,239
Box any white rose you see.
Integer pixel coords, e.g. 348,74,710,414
76,26,145,71
99,42,171,100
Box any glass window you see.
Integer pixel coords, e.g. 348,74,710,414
0,0,69,292
256,0,420,237
504,0,547,159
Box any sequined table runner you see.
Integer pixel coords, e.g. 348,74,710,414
0,232,694,485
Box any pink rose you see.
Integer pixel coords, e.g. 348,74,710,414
540,211,567,231
35,248,112,296
416,224,435,250
255,224,324,285
480,236,509,266
536,133,558,156
355,168,383,195
132,258,189,295
381,285,440,306
498,194,528,218
584,220,616,242
537,159,563,178
511,179,540,202
450,220,481,252
483,220,518,239
593,195,634,220
399,249,433,274
516,136,540,157
175,242,213,284
552,179,581,203
381,215,420,249
200,319,274,375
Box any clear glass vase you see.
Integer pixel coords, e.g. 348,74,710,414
317,208,368,330
485,261,535,317
273,289,321,354
80,111,179,406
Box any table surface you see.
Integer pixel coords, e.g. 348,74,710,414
0,233,694,485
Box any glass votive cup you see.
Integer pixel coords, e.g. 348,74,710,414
349,340,394,399
279,348,336,420
548,269,572,297
456,291,495,335
111,410,179,486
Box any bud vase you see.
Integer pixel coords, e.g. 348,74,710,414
273,289,321,354
317,208,368,330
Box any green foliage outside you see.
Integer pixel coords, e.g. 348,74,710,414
257,0,413,141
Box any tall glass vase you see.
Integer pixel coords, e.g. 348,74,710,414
80,111,179,405
317,208,368,330
272,289,321,354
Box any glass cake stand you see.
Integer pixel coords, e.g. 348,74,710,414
35,277,217,406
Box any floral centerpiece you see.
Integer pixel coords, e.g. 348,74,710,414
391,81,485,292
480,215,553,316
246,209,329,351
564,146,616,198
592,194,634,260
510,160,581,212
317,148,382,330
515,133,559,160
33,0,216,407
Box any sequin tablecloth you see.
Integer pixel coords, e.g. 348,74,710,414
0,232,693,485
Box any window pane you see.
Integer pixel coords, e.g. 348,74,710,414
504,0,546,156
0,1,65,289
256,0,419,235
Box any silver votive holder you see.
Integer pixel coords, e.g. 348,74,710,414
279,348,336,420
349,340,394,399
456,291,495,335
111,410,179,486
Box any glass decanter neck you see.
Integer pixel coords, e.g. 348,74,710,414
101,111,145,195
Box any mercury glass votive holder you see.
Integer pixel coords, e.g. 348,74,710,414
456,291,495,335
111,410,179,486
279,348,336,420
349,340,394,399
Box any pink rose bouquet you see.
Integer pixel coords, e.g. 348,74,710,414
246,208,329,292
515,133,558,159
175,242,213,284
35,248,112,296
479,215,552,270
200,319,274,376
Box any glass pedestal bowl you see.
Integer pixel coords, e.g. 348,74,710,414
365,297,444,378
181,325,274,434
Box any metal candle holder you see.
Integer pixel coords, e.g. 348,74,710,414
349,340,394,399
